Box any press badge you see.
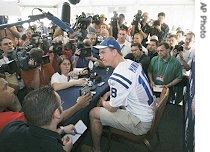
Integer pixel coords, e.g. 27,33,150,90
156,76,164,82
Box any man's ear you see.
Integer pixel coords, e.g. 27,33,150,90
53,108,61,119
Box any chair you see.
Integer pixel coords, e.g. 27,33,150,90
107,87,170,152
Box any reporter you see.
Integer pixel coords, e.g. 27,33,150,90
51,55,88,91
0,86,74,152
0,37,19,93
0,78,92,135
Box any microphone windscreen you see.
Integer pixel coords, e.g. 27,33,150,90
61,2,71,25
94,61,99,67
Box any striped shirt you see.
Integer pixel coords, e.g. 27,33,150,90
108,59,155,122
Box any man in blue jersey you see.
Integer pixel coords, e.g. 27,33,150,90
84,37,155,152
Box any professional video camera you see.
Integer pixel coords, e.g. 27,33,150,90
51,40,63,56
132,10,143,26
174,45,184,52
75,12,90,30
16,47,49,70
0,50,18,74
73,42,92,58
92,14,100,25
0,60,17,74
73,12,90,41
110,11,119,29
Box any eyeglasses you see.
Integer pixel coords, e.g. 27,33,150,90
61,100,64,106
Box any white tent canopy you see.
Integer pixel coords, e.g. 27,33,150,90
0,0,195,32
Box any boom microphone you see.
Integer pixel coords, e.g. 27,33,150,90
36,8,74,34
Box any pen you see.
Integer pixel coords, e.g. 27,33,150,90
72,131,82,136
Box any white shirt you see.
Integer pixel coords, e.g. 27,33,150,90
0,56,9,66
51,72,68,85
118,40,131,57
176,47,195,76
108,59,155,122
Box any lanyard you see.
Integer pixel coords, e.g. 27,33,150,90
158,57,170,77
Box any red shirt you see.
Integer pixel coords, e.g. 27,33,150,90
0,112,26,132
21,63,55,89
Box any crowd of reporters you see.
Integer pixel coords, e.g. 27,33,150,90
0,9,195,151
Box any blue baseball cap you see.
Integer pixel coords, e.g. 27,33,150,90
93,37,121,51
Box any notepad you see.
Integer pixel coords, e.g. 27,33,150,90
71,120,87,144
153,85,163,92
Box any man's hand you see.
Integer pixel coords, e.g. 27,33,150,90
76,92,92,108
28,58,37,67
150,81,156,88
63,124,76,134
74,49,81,58
62,135,73,152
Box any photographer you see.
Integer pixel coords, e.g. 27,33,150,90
0,37,22,111
48,39,74,72
168,34,178,50
150,20,165,43
131,12,151,47
72,12,90,41
0,37,19,94
22,28,34,47
20,48,54,91
110,12,127,39
158,12,169,42
171,32,195,104
92,14,109,36
71,39,105,69
92,14,101,31
131,10,143,34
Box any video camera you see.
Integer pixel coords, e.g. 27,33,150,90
110,11,119,29
92,14,101,25
16,47,50,70
132,10,143,26
0,49,19,74
73,12,90,41
51,40,63,56
174,45,184,52
77,42,92,58
0,60,17,74
75,12,90,30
